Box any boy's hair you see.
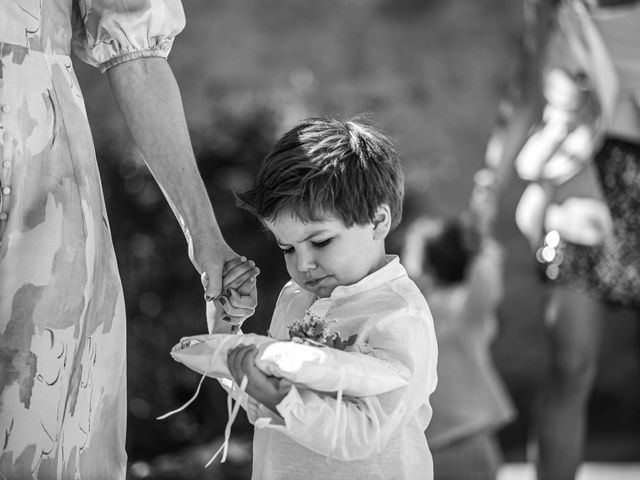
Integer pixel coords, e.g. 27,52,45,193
236,116,404,229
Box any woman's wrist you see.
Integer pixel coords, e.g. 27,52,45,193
186,214,226,248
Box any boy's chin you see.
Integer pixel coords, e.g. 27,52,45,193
304,284,335,298
313,287,335,298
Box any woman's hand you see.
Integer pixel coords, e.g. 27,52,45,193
207,256,259,333
545,197,613,246
227,345,292,414
198,243,257,301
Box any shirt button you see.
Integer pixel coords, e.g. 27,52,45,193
2,161,10,168
2,133,10,142
0,212,7,220
0,105,9,113
2,187,9,195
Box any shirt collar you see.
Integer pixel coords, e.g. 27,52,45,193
288,255,405,317
288,256,406,316
328,254,405,299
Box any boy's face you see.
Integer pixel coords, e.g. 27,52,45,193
265,210,389,298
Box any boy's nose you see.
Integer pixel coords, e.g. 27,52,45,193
297,252,317,272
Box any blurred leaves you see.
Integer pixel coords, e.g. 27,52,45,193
98,93,290,467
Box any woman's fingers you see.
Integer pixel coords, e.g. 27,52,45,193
222,256,248,275
223,260,260,292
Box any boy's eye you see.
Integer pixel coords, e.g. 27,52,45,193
311,238,332,248
281,246,295,255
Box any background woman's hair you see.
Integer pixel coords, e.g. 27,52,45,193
423,216,480,285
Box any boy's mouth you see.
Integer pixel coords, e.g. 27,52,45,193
305,276,328,288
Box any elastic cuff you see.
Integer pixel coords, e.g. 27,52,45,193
275,384,302,418
99,48,169,73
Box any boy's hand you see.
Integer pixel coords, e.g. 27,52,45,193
227,345,292,414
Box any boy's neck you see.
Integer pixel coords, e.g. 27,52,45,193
315,253,391,297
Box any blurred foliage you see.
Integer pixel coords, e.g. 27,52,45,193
98,94,293,474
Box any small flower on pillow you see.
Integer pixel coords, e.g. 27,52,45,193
288,311,357,351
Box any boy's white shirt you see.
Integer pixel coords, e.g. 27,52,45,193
226,255,438,480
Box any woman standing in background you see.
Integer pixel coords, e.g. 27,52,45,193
497,0,640,478
0,1,254,478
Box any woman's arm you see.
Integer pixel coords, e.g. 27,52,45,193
106,57,239,299
483,0,556,192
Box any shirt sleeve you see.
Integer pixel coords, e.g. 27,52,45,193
217,377,284,426
272,309,437,461
71,0,186,73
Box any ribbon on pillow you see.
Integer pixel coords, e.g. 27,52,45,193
159,332,411,467
170,333,410,397
157,334,250,466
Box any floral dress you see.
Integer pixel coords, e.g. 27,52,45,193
0,1,185,478
534,2,640,309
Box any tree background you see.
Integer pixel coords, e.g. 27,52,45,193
72,0,640,478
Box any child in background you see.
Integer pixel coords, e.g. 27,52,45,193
211,116,438,480
402,171,515,480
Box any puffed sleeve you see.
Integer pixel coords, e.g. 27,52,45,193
71,0,185,73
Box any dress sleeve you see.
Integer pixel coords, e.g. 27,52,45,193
272,309,438,461
71,0,186,73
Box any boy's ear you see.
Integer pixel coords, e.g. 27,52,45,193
372,204,392,240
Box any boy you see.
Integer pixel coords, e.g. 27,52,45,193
214,116,438,480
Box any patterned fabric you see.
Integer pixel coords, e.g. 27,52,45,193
532,3,640,309
537,138,640,308
0,1,184,478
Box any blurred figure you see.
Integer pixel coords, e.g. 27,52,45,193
402,171,515,480
491,0,640,478
0,1,255,478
